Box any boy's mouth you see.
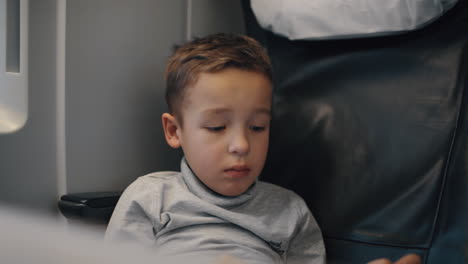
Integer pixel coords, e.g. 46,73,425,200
224,165,250,178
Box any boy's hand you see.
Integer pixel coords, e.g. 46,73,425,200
367,254,421,264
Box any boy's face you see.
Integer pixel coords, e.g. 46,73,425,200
162,68,272,196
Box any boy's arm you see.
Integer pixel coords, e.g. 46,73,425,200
286,198,326,264
105,178,157,246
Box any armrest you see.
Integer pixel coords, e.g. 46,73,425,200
58,192,122,224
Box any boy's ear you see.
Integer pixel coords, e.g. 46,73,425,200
161,113,182,149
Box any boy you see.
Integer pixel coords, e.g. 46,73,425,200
105,33,325,263
105,33,420,264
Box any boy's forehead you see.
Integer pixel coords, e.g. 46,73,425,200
184,73,271,90
179,68,272,114
190,69,272,89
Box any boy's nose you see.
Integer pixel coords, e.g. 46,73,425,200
228,132,250,156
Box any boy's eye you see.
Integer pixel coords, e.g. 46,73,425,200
250,126,266,132
206,126,226,132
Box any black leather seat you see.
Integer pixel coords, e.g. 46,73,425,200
242,0,468,263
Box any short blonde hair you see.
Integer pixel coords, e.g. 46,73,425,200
165,33,272,118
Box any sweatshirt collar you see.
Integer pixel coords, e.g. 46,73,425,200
180,157,257,208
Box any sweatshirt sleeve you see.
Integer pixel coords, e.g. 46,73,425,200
286,197,326,264
105,177,158,246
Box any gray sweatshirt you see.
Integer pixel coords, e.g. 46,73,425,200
106,158,325,264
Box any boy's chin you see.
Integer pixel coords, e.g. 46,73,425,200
214,183,255,197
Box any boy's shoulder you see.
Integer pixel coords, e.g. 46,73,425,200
257,180,298,195
139,171,181,182
254,181,312,220
122,171,183,196
256,181,307,206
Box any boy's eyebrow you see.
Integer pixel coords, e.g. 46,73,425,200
201,107,271,116
201,108,232,115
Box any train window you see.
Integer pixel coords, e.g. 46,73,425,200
0,0,28,134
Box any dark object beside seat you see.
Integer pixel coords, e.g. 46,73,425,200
58,192,121,224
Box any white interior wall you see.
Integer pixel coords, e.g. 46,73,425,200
0,0,58,213
0,0,245,214
64,0,186,194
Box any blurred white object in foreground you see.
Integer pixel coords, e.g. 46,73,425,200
0,205,156,264
0,205,245,264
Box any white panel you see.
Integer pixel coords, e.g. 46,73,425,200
0,0,59,213
0,0,28,134
65,0,185,193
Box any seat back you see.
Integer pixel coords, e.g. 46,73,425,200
242,0,468,263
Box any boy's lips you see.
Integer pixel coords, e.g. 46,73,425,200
224,165,250,178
